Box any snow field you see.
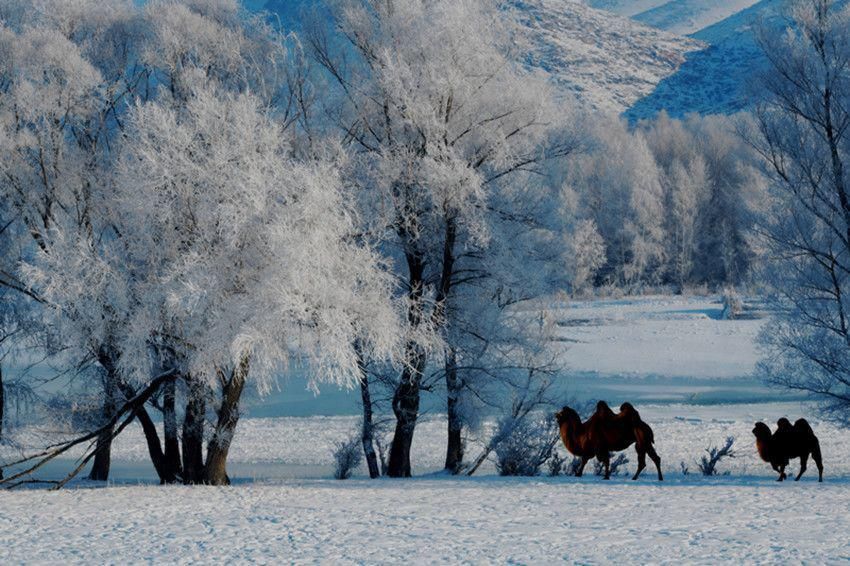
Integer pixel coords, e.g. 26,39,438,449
0,476,847,564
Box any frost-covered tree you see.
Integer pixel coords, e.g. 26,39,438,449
566,219,607,295
564,116,665,288
0,2,150,480
312,0,576,476
639,111,763,291
107,84,400,484
752,0,850,424
686,115,763,286
641,112,709,291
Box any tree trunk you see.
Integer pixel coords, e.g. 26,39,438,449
358,351,381,479
114,379,174,484
444,348,464,474
162,378,182,482
387,352,424,478
182,376,206,485
204,356,249,486
89,362,118,481
387,247,428,478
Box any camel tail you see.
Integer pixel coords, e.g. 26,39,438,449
640,422,655,445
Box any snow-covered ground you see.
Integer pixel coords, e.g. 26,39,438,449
1,476,848,564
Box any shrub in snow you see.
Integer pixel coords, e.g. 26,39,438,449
721,288,743,320
564,457,584,477
494,415,559,477
697,436,735,476
548,452,566,476
332,435,362,480
594,452,629,477
680,461,690,476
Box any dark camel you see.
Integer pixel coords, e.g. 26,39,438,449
555,401,663,480
753,418,823,482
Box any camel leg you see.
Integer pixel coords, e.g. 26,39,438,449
795,454,808,481
632,449,646,481
777,464,786,481
598,452,611,480
646,444,662,481
576,456,590,477
812,441,824,482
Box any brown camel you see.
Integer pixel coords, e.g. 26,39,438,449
555,401,663,481
752,417,823,482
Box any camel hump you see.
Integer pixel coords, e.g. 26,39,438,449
776,417,793,431
620,402,639,417
793,418,815,437
596,400,615,417
618,402,642,426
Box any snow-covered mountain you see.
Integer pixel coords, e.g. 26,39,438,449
624,0,787,120
513,0,704,114
630,0,763,35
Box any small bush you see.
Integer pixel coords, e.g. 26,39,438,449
680,461,690,476
593,452,629,477
564,457,584,476
494,415,559,477
697,436,735,476
548,452,566,477
332,435,362,480
721,288,743,320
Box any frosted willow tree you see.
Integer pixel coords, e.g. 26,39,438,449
641,112,709,291
686,115,763,286
113,85,400,485
563,116,665,288
752,0,850,424
312,0,576,476
0,2,151,481
14,82,401,488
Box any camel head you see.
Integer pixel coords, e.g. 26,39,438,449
776,417,793,431
752,421,772,441
555,406,581,426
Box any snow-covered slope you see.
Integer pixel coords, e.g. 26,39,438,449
625,0,784,120
585,0,671,17
514,0,704,114
632,0,762,36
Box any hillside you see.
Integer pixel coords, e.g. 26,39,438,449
514,0,704,114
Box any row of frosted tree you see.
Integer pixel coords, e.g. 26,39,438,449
0,0,847,485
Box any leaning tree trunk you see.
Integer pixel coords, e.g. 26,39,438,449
115,380,174,484
204,356,249,486
444,348,464,474
89,362,119,481
358,354,381,479
162,378,182,482
182,376,206,485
